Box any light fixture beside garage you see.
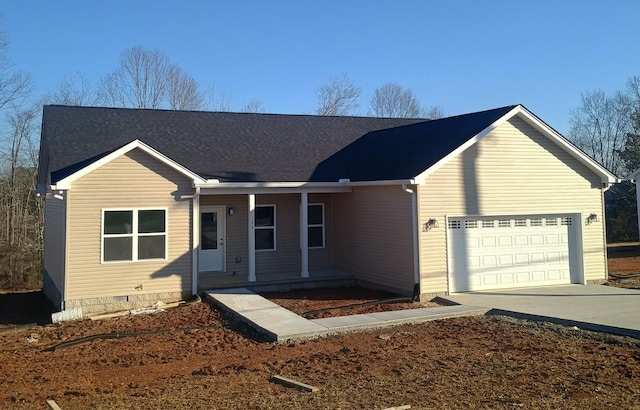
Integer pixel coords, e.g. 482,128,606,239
424,218,439,231
586,213,599,225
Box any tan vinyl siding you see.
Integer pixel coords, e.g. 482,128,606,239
418,116,607,294
43,195,66,303
65,148,194,300
255,194,301,275
200,195,248,277
308,193,334,270
334,186,414,294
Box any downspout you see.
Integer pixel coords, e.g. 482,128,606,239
402,184,421,300
191,186,200,295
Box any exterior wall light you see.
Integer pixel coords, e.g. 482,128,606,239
586,213,598,224
229,207,235,216
424,218,439,231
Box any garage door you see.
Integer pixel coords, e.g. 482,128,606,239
447,216,575,292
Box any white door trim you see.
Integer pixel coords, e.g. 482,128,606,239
198,205,226,272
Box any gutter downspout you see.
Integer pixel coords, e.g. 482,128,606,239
402,184,421,300
191,187,200,295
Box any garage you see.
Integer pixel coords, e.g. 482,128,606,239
447,215,577,292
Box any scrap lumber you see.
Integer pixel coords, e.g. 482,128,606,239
46,400,63,410
270,375,319,392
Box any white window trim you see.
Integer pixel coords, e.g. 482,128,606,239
308,203,325,249
101,207,168,263
255,204,276,252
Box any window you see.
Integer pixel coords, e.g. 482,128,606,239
308,204,325,248
102,209,166,262
448,220,461,229
255,205,275,250
482,220,495,229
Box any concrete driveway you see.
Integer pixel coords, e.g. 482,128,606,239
439,284,640,339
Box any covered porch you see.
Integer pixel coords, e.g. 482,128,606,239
192,184,353,293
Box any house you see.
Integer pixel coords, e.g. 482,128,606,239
37,104,618,314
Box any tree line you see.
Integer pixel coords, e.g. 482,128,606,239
567,76,640,242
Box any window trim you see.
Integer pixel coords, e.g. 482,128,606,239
255,204,276,252
307,203,325,249
101,207,168,263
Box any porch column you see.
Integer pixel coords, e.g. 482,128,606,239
301,191,309,278
248,194,256,282
191,188,200,294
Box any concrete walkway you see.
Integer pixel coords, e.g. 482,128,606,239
205,288,489,341
439,285,640,339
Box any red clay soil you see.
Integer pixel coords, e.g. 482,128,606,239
1,253,640,409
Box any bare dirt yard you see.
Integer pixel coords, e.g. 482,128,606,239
1,246,639,409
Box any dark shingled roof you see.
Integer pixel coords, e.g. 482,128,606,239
41,104,517,184
310,105,517,181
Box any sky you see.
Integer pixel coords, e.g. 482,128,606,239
1,0,639,134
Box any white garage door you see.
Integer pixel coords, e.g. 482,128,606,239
447,216,575,292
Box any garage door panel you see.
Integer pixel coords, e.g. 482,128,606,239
448,215,574,292
498,254,513,266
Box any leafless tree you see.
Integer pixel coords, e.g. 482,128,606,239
369,83,422,118
568,89,634,176
241,98,265,113
43,72,96,106
0,29,31,111
316,74,362,116
206,84,232,112
423,105,446,120
167,65,203,110
98,46,172,109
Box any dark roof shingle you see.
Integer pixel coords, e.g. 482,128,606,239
41,104,517,184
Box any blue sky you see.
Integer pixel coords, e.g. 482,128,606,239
1,0,639,134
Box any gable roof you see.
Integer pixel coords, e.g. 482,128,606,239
39,104,617,189
310,105,516,182
40,105,423,185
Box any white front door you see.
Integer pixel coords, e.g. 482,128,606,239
199,206,225,272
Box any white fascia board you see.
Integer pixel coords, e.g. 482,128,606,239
345,179,416,186
413,108,515,184
414,105,619,185
196,179,415,195
512,106,618,184
54,139,206,190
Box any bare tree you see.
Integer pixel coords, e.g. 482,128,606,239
369,83,422,118
206,84,232,112
43,72,96,106
423,105,446,120
568,89,633,176
0,28,31,111
98,46,172,109
167,65,203,110
241,98,265,113
316,74,362,116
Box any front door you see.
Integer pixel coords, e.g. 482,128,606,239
199,206,225,272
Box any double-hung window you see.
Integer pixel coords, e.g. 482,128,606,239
308,204,325,248
255,205,276,251
102,209,167,262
